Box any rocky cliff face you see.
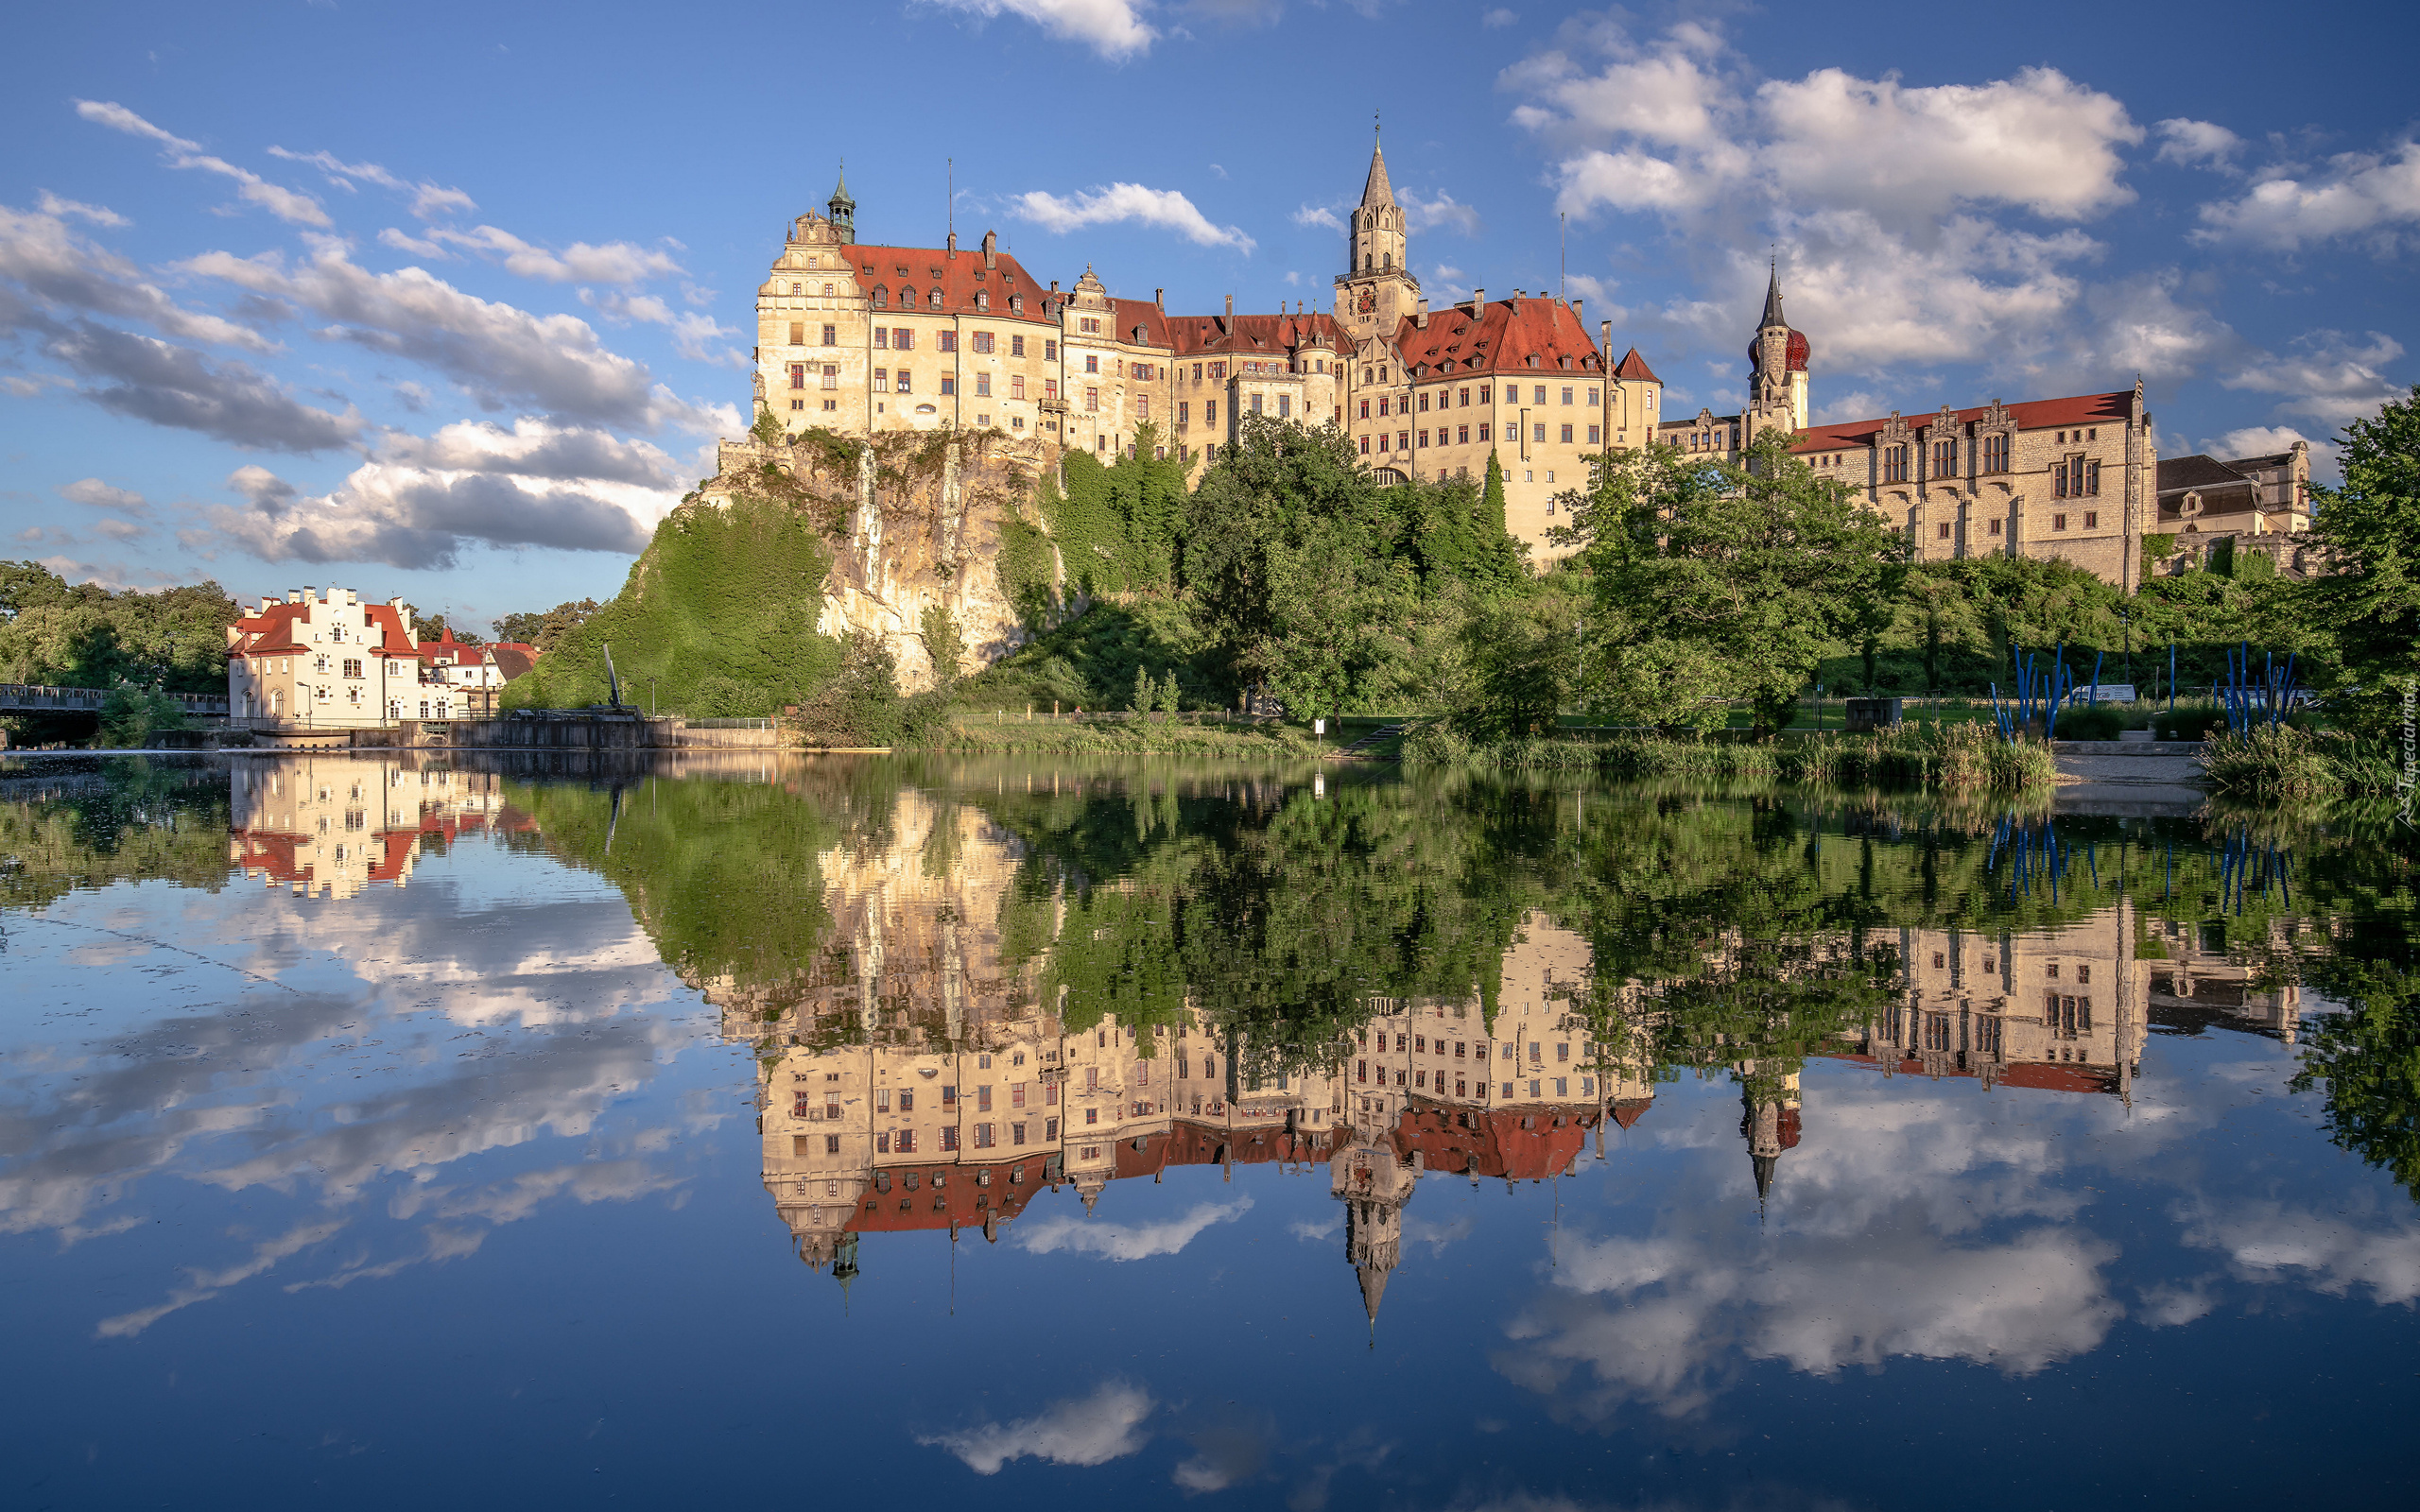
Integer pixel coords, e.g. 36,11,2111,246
703,429,1048,693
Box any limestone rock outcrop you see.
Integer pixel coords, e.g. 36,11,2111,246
702,428,1049,692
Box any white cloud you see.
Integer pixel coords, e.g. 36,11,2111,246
2191,139,2420,253
1399,187,1482,236
59,477,147,512
916,0,1156,60
0,199,278,352
267,146,476,218
2221,329,2407,430
1293,203,1347,233
2208,424,2341,482
581,289,744,367
36,191,129,227
378,226,450,260
2155,118,2243,171
2178,1198,2420,1306
419,225,683,285
74,99,330,227
202,415,683,569
95,1218,346,1338
41,321,364,452
919,1382,1155,1474
1016,1195,1252,1261
1012,182,1254,253
1482,7,1518,26
181,241,690,428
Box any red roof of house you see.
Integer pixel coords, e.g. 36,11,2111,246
1385,1100,1598,1180
230,598,416,659
1392,296,1602,381
1612,347,1662,383
1109,297,1172,350
486,644,540,681
1825,1051,2119,1096
1166,309,1353,359
1792,391,2134,453
844,1158,1048,1234
841,242,1059,324
1610,1096,1655,1129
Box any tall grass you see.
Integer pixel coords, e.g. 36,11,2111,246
2202,725,2396,799
1403,719,2053,790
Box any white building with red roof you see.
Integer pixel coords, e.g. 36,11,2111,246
226,588,427,729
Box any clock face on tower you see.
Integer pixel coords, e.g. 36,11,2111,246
1357,288,1375,316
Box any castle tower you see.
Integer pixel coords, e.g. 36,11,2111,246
1739,1070,1804,1210
827,163,856,245
1336,128,1420,343
1745,264,1810,439
1331,1131,1423,1335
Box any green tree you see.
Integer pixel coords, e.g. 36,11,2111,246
1481,449,1508,536
1554,432,1908,734
2296,385,2420,738
921,602,965,694
96,681,187,747
493,598,601,650
0,563,234,693
1132,662,1152,713
1155,670,1182,715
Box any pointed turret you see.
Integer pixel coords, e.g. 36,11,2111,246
827,163,856,245
1360,131,1395,209
1745,261,1811,438
1760,261,1787,331
1357,1262,1390,1328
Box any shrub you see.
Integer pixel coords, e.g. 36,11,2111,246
2152,702,2229,742
2054,703,2128,741
2201,725,2333,797
97,681,187,748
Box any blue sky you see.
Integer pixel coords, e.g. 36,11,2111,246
4,0,2414,629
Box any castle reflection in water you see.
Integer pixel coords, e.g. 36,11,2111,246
217,756,2299,1322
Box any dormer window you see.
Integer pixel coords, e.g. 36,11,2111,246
929,288,943,310
975,292,989,310
873,286,889,308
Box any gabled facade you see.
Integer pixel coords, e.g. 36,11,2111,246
226,588,425,728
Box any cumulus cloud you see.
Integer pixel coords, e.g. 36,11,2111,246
200,416,682,569
916,0,1157,60
415,225,683,285
1505,24,2168,382
581,288,744,367
182,241,691,429
1012,182,1254,253
35,190,129,227
0,199,276,352
2177,1198,2420,1306
2221,330,2407,430
1399,187,1482,236
2191,139,2420,253
43,320,363,452
267,146,476,218
74,99,329,227
59,477,147,512
919,1382,1155,1474
1016,1196,1252,1261
2155,118,2244,171
1293,203,1347,233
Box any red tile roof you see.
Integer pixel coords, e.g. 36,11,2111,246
1825,1051,2120,1096
1386,1100,1598,1180
1612,347,1661,383
1166,310,1353,359
1393,295,1602,381
1108,297,1171,350
842,242,1058,324
1792,391,2134,454
229,599,415,658
844,1158,1047,1233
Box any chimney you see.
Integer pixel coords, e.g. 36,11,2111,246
1154,287,1164,309
1574,298,1583,324
1050,279,1060,294
287,590,302,604
947,231,958,257
1225,293,1234,324
1415,298,1428,329
1469,288,1484,317
1512,289,1524,313
982,229,996,268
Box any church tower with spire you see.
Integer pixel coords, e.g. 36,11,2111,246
1745,263,1810,439
1336,126,1420,344
1331,1130,1422,1336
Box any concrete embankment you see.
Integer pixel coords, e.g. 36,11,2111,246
2050,739,2206,816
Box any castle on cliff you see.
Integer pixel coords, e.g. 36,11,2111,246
736,140,2308,587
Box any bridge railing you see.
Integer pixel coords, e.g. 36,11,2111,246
0,684,232,715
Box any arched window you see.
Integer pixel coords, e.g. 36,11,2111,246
1383,252,1392,269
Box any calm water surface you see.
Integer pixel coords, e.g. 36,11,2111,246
3,752,2416,1510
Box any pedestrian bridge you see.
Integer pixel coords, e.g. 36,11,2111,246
0,684,231,715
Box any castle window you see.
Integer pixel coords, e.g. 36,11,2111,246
873,286,889,308
1459,386,1469,406
1478,385,1490,404
1588,424,1600,443
1011,375,1026,400
821,323,836,346
1045,340,1058,361
823,284,833,297
1562,387,1574,405
896,370,911,392
1533,423,1547,442
1378,396,1390,417
2083,510,2099,528
971,331,994,354
787,363,805,389
1417,429,1428,447
790,283,801,296
1988,518,2002,535
1478,423,1491,442
899,286,915,308
937,331,958,353
1011,334,1026,357
2084,460,2101,495
1359,436,1370,455
1932,438,1957,478
1983,433,2008,472
788,321,804,346
1884,445,1909,483
975,373,990,397
821,365,838,389
1085,387,1098,411
1084,353,1098,374
1534,385,1547,404
1587,387,1599,404
873,328,888,350
1937,523,1951,541
1359,399,1370,420
1011,295,1024,314
1458,425,1469,444
975,292,989,310
1561,424,1574,443
929,288,943,310
1080,317,1100,335
2052,512,2068,531
893,328,913,352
